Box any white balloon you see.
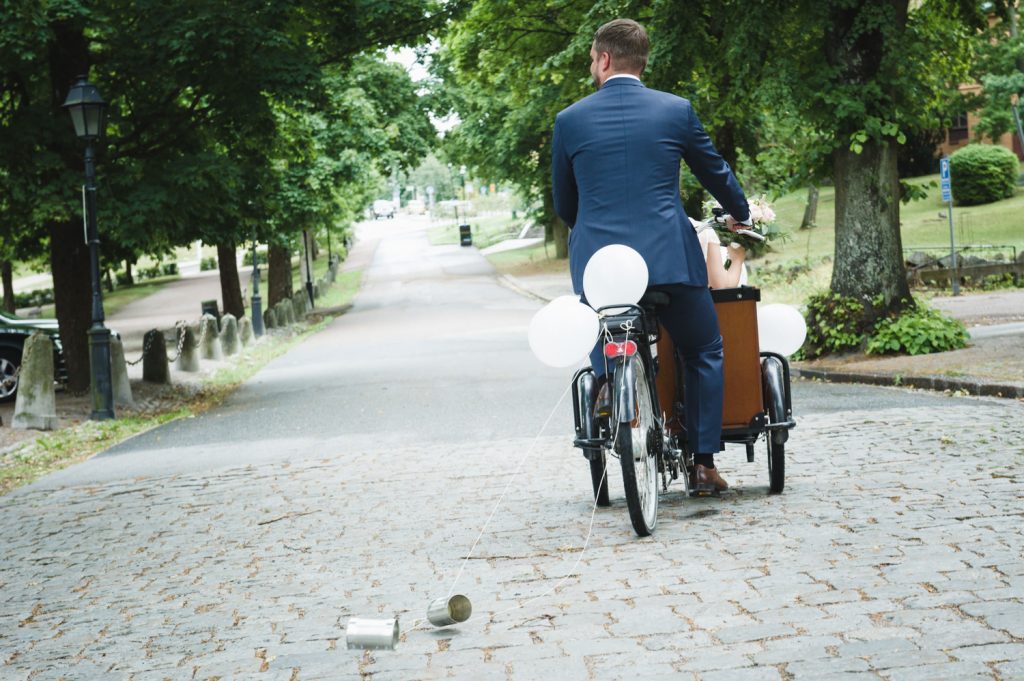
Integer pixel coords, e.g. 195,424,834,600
757,304,807,357
528,295,600,367
582,245,649,312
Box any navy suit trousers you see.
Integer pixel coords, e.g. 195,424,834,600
589,284,724,455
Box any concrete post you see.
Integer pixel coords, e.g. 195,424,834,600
11,332,58,430
109,335,134,407
199,314,223,360
239,317,254,346
220,313,240,356
141,329,171,384
176,324,200,372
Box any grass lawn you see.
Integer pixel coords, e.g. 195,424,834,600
23,274,182,319
428,215,530,249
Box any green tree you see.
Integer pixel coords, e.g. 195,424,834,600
438,0,595,258
0,0,455,391
771,0,981,318
968,3,1024,144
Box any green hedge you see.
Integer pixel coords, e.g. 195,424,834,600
949,143,1018,206
803,293,969,357
866,304,968,356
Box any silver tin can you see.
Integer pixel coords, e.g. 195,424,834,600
346,617,399,650
426,594,473,627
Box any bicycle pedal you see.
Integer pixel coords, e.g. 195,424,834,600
689,484,719,498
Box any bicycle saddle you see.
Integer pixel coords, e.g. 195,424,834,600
639,290,672,312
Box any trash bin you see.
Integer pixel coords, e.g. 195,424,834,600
201,299,220,322
459,223,473,247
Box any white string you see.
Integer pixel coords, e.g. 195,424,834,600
444,379,574,596
408,443,610,634
406,313,645,634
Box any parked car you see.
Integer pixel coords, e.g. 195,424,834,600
372,199,396,219
0,310,67,402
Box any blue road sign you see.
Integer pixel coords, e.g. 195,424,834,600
940,157,952,202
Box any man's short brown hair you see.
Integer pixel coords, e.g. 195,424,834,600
593,19,649,73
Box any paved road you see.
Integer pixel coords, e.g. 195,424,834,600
2,216,1023,680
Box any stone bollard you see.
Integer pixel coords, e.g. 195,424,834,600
176,324,201,372
327,262,338,283
199,314,223,360
220,313,240,356
110,335,134,407
142,328,171,384
292,295,306,321
276,300,293,326
239,317,254,346
263,307,277,330
12,331,57,430
314,281,322,299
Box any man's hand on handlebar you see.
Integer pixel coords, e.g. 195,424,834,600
724,214,746,233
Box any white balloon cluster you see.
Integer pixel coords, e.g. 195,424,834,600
527,295,600,368
757,304,807,357
527,244,649,368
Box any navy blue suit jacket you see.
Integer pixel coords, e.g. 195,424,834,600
551,78,750,294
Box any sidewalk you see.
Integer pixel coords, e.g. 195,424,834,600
499,270,1024,399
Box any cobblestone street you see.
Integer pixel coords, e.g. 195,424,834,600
2,218,1023,680
2,400,1023,679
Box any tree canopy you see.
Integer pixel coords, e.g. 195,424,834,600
0,0,453,390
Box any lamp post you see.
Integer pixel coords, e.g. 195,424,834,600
63,76,113,421
250,240,265,337
302,230,315,308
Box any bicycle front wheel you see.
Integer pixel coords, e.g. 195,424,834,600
614,356,659,536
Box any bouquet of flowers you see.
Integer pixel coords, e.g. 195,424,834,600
702,195,787,254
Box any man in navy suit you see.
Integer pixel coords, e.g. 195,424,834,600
551,18,751,492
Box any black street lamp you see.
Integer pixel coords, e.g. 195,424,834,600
63,76,113,421
302,230,315,309
250,240,265,337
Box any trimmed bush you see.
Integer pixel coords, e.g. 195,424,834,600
140,264,162,279
199,256,218,271
866,304,968,356
161,262,179,276
14,288,55,308
803,292,871,358
949,143,1018,206
242,250,268,266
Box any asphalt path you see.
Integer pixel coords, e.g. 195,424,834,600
22,215,1001,490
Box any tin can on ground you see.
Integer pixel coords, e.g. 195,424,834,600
427,594,472,627
346,617,399,650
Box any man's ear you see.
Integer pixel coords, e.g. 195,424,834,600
600,51,612,71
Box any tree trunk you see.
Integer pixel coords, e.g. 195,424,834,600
268,244,292,307
800,185,819,230
49,219,93,393
715,120,739,172
217,243,244,318
830,140,912,317
2,261,15,313
552,220,568,259
541,191,567,259
48,21,92,393
124,260,134,287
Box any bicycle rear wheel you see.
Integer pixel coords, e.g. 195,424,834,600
614,356,659,536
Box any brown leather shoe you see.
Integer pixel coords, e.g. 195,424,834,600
690,464,729,495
